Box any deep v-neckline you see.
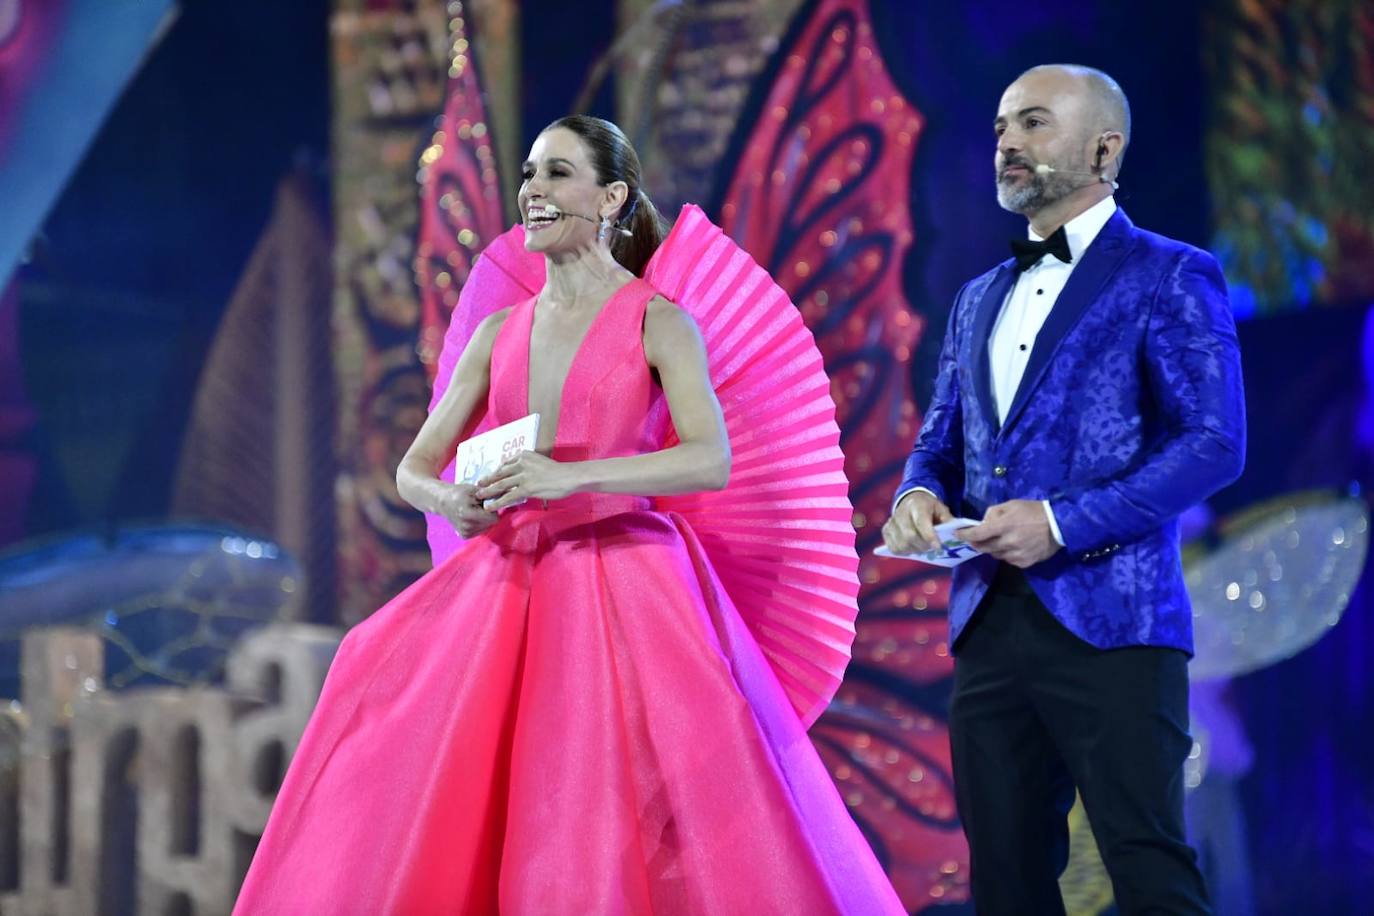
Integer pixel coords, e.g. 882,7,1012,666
523,278,641,452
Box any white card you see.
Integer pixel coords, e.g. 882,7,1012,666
455,413,540,488
875,517,984,567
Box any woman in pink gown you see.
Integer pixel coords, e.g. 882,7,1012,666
234,116,904,914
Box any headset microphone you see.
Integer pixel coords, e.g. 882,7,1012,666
1032,162,1119,191
538,205,634,237
1030,141,1118,190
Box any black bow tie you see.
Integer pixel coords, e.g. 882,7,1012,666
1010,226,1073,272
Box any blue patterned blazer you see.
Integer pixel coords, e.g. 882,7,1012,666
897,209,1246,653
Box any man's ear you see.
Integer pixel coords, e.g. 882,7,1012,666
1095,131,1125,175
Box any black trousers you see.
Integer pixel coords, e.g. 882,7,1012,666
949,566,1211,915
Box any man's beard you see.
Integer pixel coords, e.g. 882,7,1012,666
996,156,1083,214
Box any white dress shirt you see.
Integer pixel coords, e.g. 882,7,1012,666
898,196,1118,548
990,196,1117,422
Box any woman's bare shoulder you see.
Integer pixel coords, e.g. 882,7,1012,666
644,295,699,334
475,306,515,333
643,295,707,365
465,306,516,350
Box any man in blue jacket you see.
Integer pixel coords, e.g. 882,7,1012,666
885,64,1244,914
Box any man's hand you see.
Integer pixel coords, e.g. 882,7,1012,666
883,491,955,554
958,499,1061,568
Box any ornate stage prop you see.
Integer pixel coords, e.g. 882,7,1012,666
1204,0,1374,314
332,0,514,625
0,525,340,915
1184,492,1367,912
171,174,337,624
0,524,303,698
584,0,808,217
412,5,510,385
1187,491,1369,681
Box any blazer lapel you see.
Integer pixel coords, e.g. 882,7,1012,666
969,263,1016,434
1000,209,1137,435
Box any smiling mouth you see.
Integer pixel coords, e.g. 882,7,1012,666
524,204,563,230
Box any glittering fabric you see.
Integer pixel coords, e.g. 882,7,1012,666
898,210,1247,653
235,271,901,912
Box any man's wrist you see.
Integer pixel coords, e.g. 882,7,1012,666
895,486,939,510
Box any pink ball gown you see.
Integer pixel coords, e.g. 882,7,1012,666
234,207,904,914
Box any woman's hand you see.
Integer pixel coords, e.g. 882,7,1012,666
436,483,501,538
475,451,581,511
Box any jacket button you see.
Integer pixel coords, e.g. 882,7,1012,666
993,465,1008,478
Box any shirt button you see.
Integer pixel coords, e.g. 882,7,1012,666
1019,344,1028,351
1036,289,1044,295
993,465,1008,478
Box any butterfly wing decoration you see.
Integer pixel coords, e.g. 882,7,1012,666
711,0,970,905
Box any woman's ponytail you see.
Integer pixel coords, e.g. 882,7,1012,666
612,188,668,277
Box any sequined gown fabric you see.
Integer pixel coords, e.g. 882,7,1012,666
233,279,903,914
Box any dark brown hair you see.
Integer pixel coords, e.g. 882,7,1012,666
545,115,668,276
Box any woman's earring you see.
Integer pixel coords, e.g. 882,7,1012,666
597,216,610,243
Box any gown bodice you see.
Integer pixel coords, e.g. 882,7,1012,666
487,278,671,467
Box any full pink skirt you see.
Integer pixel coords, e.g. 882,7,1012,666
234,507,902,914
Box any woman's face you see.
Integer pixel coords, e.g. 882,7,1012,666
517,127,624,254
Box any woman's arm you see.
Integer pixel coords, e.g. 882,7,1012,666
396,309,509,535
476,297,730,509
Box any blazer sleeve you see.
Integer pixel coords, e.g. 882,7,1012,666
894,285,968,510
1050,249,1246,552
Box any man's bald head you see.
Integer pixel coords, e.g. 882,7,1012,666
1017,64,1131,170
993,64,1132,221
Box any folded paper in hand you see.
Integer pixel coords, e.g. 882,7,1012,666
875,518,984,567
456,413,540,488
